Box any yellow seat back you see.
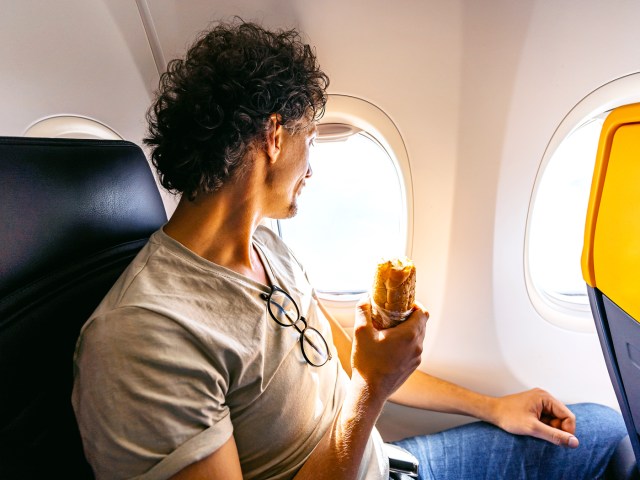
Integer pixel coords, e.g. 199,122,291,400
582,102,640,321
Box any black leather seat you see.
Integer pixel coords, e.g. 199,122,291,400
0,136,167,479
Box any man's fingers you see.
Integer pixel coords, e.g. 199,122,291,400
354,296,376,333
540,392,577,435
536,393,578,447
532,421,580,448
355,296,372,318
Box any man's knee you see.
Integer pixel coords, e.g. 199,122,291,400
569,402,628,444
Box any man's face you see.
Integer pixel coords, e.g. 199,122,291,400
268,122,317,219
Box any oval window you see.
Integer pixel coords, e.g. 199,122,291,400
278,127,406,295
528,116,605,311
525,73,640,332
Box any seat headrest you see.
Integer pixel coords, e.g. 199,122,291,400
0,136,168,299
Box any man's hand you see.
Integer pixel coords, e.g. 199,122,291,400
488,388,580,448
350,296,428,401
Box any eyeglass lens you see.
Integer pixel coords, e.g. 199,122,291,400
268,289,299,326
300,327,330,366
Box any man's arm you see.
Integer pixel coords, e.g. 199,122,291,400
320,298,580,449
170,436,243,480
387,368,579,448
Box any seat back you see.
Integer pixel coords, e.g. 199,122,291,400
0,137,167,478
582,102,640,466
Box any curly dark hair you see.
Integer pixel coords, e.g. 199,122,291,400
144,19,329,200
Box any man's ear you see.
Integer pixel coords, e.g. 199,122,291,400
266,114,283,164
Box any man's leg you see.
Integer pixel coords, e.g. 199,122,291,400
391,403,627,480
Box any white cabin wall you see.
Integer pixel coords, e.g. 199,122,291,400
421,0,538,396
146,0,300,62
380,0,537,441
424,0,640,419
383,0,640,440
0,0,157,144
491,0,640,407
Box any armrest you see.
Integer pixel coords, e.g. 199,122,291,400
384,443,419,478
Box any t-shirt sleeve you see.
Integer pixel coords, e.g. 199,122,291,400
72,306,233,480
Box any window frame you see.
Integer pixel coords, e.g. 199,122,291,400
524,72,640,332
24,114,123,140
282,94,413,309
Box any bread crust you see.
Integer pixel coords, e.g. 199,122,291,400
371,257,416,328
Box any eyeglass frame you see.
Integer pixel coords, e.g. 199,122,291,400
260,285,332,367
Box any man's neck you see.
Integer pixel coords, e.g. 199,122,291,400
163,188,269,285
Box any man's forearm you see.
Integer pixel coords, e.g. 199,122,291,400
293,373,386,480
388,369,498,423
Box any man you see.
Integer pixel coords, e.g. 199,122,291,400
72,20,626,479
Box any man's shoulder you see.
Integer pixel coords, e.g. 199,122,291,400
253,224,309,282
253,224,289,257
254,223,280,243
254,224,301,259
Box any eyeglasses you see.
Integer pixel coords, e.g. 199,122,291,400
261,285,332,367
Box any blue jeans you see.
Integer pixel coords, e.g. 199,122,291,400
392,403,627,480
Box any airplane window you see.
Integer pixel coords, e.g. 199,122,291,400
278,128,406,295
528,115,605,311
24,115,122,140
522,73,640,331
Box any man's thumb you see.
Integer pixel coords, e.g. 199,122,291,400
534,422,579,448
355,295,373,328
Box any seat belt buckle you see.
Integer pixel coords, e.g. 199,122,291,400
384,443,419,478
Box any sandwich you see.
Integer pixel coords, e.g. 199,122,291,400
371,257,416,329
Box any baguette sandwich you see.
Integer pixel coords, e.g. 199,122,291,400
371,257,416,329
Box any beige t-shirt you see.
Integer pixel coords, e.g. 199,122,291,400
72,226,388,479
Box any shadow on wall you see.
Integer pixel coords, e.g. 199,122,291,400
425,0,535,392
